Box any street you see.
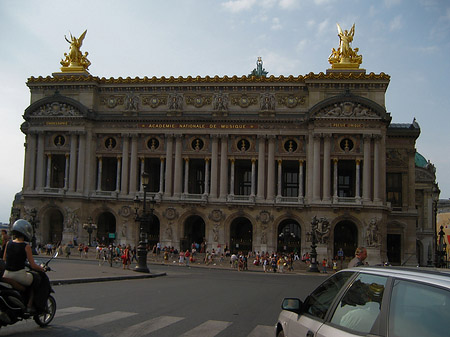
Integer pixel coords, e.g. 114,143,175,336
0,260,325,336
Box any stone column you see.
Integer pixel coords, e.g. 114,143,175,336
129,135,138,194
45,154,52,188
323,134,331,202
76,132,86,193
277,159,282,198
35,132,45,189
210,136,219,198
64,154,70,189
363,135,371,202
333,158,338,202
116,156,122,192
267,136,275,201
298,160,304,200
24,132,37,191
373,135,381,202
68,134,77,192
306,134,314,201
356,159,361,200
97,156,102,191
184,158,189,194
229,158,235,196
173,135,183,197
251,158,256,197
159,157,165,194
408,149,416,209
164,135,174,196
219,136,228,199
257,136,266,200
85,129,95,193
312,134,321,202
204,158,210,195
121,135,130,195
139,157,145,192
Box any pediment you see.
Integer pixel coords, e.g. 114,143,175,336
24,93,89,119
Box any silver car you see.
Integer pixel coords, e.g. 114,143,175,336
275,266,450,337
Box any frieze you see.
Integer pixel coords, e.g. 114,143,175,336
185,95,212,108
316,101,377,118
386,149,408,167
141,95,167,108
231,94,257,108
100,95,125,108
32,102,82,117
212,93,229,114
277,95,306,108
163,207,178,220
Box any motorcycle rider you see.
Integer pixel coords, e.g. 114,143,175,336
2,219,45,314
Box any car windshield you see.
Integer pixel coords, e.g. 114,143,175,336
303,271,354,319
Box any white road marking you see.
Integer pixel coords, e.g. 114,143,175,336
65,311,137,328
180,320,232,337
247,325,274,337
56,306,94,318
108,315,185,337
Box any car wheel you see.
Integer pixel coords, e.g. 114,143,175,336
277,330,285,337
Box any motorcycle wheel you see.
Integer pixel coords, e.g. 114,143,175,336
33,295,56,327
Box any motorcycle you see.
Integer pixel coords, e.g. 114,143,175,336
0,252,57,328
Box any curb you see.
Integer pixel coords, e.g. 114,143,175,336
50,272,167,286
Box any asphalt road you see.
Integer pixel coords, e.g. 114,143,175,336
0,262,325,337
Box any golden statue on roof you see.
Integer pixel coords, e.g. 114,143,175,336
60,30,91,73
328,23,362,69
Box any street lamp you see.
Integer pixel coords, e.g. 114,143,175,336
133,171,155,273
307,216,320,273
438,225,447,268
83,217,97,246
431,184,440,267
29,208,38,255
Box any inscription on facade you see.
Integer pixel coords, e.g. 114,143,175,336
139,123,258,129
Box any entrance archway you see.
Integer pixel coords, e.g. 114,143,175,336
182,215,205,251
147,215,160,248
230,217,252,253
334,221,358,259
277,220,301,253
44,209,63,244
97,212,116,245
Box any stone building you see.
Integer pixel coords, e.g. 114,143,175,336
11,27,440,266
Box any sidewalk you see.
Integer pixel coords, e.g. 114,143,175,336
40,249,329,286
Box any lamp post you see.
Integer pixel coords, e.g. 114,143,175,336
438,225,446,268
83,217,97,247
29,208,38,255
133,171,155,273
307,216,320,273
431,184,440,267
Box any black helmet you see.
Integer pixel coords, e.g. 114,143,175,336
12,219,32,242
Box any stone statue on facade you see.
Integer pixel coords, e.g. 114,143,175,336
165,223,173,240
64,207,80,232
168,93,183,110
260,93,275,111
213,223,220,242
60,30,91,72
125,92,139,111
365,217,380,247
311,216,330,244
213,93,229,112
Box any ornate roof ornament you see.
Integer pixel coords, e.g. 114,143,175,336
60,30,91,73
249,57,268,77
328,23,362,70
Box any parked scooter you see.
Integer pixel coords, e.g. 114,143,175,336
0,252,57,328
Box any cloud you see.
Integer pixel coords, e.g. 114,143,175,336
389,15,403,31
222,0,257,13
384,0,402,8
318,19,330,35
271,17,282,30
279,0,300,9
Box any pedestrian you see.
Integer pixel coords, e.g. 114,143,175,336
131,246,137,262
122,245,131,269
83,244,89,258
332,259,338,272
322,258,328,273
64,244,71,258
347,247,368,268
185,250,190,267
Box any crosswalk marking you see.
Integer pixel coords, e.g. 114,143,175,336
57,307,273,336
180,320,232,337
56,306,94,318
108,315,185,337
66,311,137,329
247,325,274,337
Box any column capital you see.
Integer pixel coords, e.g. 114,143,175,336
251,158,257,164
257,135,267,140
373,134,382,141
205,157,210,163
160,156,165,162
298,159,304,165
333,158,339,164
230,158,235,164
363,134,372,141
323,133,333,139
277,159,282,164
184,157,189,163
313,133,322,139
65,153,70,158
356,159,361,165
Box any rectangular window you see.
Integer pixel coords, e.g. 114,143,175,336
387,173,402,207
50,154,66,188
282,161,299,197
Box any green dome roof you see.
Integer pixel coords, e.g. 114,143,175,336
415,152,428,168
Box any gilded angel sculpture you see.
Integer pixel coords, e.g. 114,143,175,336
328,23,362,69
60,30,91,72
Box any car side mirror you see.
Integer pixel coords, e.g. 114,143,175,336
281,298,303,314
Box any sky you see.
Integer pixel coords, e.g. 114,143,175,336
0,0,449,223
